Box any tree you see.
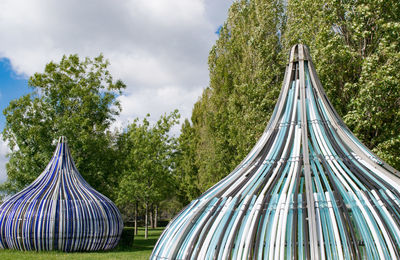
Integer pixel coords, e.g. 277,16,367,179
178,0,285,193
345,43,400,170
2,54,125,198
116,111,180,239
174,119,200,204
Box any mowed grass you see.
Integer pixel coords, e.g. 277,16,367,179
0,227,164,260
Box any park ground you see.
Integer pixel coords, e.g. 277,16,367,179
0,227,163,260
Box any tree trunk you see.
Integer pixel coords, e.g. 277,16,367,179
145,201,148,239
134,201,138,236
150,204,154,229
155,205,158,228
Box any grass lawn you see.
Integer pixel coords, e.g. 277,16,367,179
0,227,164,260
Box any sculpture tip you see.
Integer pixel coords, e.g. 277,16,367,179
59,136,68,144
289,44,312,63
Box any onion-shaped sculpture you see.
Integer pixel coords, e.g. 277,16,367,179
151,44,400,259
0,136,123,251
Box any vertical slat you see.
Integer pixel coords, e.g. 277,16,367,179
298,44,319,260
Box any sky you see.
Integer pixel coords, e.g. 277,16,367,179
0,0,233,184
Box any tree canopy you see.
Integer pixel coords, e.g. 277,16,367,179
2,54,125,197
116,111,180,237
117,111,180,207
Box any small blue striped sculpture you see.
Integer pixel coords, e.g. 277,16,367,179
151,44,400,259
0,136,123,251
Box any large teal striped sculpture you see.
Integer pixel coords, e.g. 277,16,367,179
0,137,123,251
151,44,400,259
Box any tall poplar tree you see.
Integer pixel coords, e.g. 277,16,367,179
177,0,285,195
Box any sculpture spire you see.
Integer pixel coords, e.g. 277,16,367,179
151,44,400,259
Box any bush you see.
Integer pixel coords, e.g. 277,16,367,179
118,227,135,247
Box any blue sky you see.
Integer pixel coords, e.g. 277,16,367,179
0,0,232,184
0,58,30,184
0,58,30,131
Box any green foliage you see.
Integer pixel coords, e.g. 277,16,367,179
116,111,180,210
345,43,400,169
2,54,125,197
174,119,200,204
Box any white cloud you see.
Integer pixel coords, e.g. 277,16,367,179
0,0,232,183
116,85,203,128
0,0,232,102
0,0,222,80
0,135,10,183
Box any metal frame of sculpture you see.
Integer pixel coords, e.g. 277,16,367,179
0,136,123,251
151,44,400,259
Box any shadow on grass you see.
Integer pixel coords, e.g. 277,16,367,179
115,238,158,252
111,227,164,253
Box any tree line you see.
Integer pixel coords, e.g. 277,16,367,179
2,0,400,238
